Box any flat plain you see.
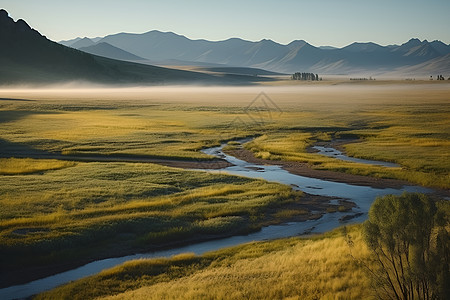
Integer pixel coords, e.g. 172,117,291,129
0,80,449,298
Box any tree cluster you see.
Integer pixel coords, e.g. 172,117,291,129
362,193,449,300
291,72,319,81
431,75,448,80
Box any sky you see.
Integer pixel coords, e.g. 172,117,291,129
1,0,450,47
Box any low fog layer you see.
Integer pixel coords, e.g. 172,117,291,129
1,82,448,106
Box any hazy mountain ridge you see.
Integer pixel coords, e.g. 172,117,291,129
63,31,450,76
78,42,145,61
70,37,96,49
0,9,273,85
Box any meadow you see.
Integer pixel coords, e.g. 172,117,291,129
0,161,306,284
243,83,450,188
1,83,449,190
0,81,449,292
34,200,450,300
36,225,374,300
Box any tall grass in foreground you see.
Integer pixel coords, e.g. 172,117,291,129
35,197,449,300
36,225,374,300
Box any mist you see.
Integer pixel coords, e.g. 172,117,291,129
1,81,448,109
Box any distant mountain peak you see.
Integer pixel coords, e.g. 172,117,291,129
144,30,185,38
343,41,384,52
0,9,227,85
78,42,144,61
3,8,449,80
70,37,95,49
0,9,41,38
0,9,12,26
67,30,448,74
404,38,423,46
16,19,32,32
0,8,8,17
260,38,277,44
287,40,307,47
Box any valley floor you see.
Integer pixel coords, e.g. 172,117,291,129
0,80,448,298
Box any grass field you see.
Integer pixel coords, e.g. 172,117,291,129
1,83,448,187
0,81,449,293
0,158,76,175
0,161,303,278
36,225,374,300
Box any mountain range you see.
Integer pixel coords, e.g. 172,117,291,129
0,9,269,85
1,8,449,86
61,31,450,76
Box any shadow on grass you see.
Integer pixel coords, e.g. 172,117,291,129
0,110,60,124
0,98,35,102
0,138,54,158
0,138,231,169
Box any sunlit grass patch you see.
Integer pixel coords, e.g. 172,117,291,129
244,100,449,189
0,105,252,160
0,158,76,175
1,84,449,290
0,161,300,272
37,225,373,300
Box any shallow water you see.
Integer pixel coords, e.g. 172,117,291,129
312,145,400,168
202,143,427,214
0,214,348,300
0,141,430,299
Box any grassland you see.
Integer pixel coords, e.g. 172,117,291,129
1,83,448,188
0,161,309,286
243,84,450,188
34,198,450,300
0,157,76,175
36,225,374,300
0,81,449,291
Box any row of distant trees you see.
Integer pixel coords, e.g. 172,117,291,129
291,72,320,81
431,75,448,80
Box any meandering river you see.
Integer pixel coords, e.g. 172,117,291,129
312,145,400,168
0,141,430,300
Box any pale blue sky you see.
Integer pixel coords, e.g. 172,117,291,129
1,0,449,47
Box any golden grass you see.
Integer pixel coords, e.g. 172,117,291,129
0,82,448,291
0,161,299,271
0,158,76,175
37,225,374,300
1,84,448,187
244,96,450,188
